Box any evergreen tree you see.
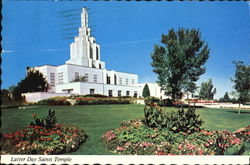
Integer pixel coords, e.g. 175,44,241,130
142,84,150,98
151,28,209,100
219,92,231,102
231,61,250,114
199,79,216,100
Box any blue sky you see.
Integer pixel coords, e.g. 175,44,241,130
2,1,250,99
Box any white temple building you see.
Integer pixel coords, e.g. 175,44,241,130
26,8,140,101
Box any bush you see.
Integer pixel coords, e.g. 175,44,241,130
162,99,173,107
75,99,130,105
167,107,203,133
143,104,203,133
144,96,161,105
30,109,57,129
83,94,108,98
38,98,71,106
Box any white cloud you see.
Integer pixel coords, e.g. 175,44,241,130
42,48,66,52
102,38,160,47
1,50,16,53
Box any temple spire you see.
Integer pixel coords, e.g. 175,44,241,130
81,7,88,27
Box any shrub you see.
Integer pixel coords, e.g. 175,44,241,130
83,94,108,98
143,104,168,129
75,99,130,105
38,98,70,106
30,109,57,129
144,96,161,105
167,107,203,133
143,104,203,133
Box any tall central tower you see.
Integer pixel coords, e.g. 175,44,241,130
66,7,105,69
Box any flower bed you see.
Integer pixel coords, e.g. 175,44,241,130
101,119,250,155
1,109,87,154
1,124,87,154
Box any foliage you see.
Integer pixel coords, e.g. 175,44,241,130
144,96,161,106
199,79,216,100
71,75,87,82
30,109,57,129
224,142,250,155
12,68,49,102
83,94,108,98
102,118,250,155
143,104,168,129
1,124,87,154
1,89,15,105
151,28,209,100
142,84,150,98
143,104,203,133
75,98,130,105
219,92,231,102
167,107,203,133
231,61,250,114
38,98,71,106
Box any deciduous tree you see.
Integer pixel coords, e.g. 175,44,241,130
151,28,209,100
199,79,216,100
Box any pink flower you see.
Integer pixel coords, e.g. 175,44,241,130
116,146,125,151
178,144,183,150
204,143,209,147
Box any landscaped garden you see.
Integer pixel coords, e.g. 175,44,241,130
1,103,250,155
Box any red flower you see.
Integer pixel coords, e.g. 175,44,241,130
72,133,77,137
157,151,167,155
34,125,42,129
56,130,62,135
47,137,52,141
204,143,209,147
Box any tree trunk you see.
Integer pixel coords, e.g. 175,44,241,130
238,103,241,114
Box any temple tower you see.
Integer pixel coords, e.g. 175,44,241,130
66,7,105,69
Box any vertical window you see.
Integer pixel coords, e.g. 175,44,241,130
99,64,102,69
118,90,122,97
132,79,135,85
84,73,89,82
50,73,55,87
90,45,93,59
134,91,138,98
93,74,97,83
90,89,95,94
126,91,130,96
96,47,99,60
119,78,122,85
108,90,113,97
58,72,63,84
75,72,79,79
114,74,117,85
107,76,111,84
126,78,128,85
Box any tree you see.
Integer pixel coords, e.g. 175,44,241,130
142,84,151,98
199,79,216,100
71,75,87,82
151,28,209,100
219,92,231,102
13,68,49,102
231,61,250,114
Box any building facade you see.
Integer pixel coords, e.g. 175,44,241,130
34,8,140,97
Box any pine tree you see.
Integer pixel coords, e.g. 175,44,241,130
142,84,150,98
151,28,209,100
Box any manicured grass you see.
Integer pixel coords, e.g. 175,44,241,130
1,104,250,154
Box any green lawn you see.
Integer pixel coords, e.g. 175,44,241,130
1,104,250,155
